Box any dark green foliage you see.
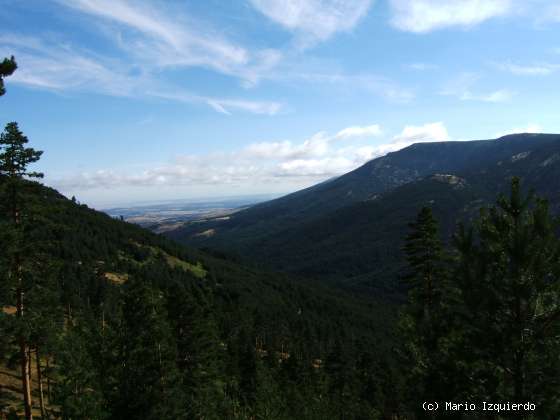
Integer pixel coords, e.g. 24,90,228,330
54,323,109,420
0,122,43,180
1,178,392,418
0,119,47,420
452,178,560,413
401,178,560,417
402,206,448,314
0,56,17,96
113,278,186,420
167,282,226,418
399,206,452,416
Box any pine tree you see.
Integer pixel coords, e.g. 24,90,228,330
454,178,560,414
168,283,226,419
399,206,454,416
0,121,43,420
114,278,186,419
0,56,17,96
402,207,447,320
54,322,109,420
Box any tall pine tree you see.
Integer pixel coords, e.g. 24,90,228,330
400,206,454,417
454,178,560,414
0,121,43,420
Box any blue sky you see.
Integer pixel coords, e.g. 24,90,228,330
1,0,560,208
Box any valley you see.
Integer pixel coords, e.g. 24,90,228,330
165,133,560,295
103,194,275,232
3,2,560,416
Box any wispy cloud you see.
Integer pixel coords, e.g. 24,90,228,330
0,34,282,115
56,0,280,86
335,124,382,139
250,0,372,48
154,90,282,116
390,0,512,33
496,61,560,76
392,121,449,143
0,34,140,95
440,73,515,103
287,71,415,103
408,62,439,71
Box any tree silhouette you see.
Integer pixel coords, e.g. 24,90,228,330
0,56,17,96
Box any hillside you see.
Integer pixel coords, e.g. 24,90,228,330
0,180,397,418
167,133,560,293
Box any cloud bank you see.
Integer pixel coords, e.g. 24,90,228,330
51,122,450,195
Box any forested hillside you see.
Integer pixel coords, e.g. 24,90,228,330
169,134,560,294
0,159,397,418
3,171,559,418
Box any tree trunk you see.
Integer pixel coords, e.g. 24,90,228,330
13,181,33,420
46,357,51,404
17,286,33,420
36,347,45,419
28,348,32,387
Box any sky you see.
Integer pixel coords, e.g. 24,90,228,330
1,0,560,208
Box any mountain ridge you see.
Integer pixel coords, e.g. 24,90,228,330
166,133,560,294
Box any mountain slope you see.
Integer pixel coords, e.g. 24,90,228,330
1,181,391,334
167,133,560,293
1,181,396,417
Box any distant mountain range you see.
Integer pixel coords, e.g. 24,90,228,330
165,133,560,296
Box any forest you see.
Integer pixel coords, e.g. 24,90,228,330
1,57,560,419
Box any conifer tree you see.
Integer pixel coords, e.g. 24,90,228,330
168,283,226,418
0,121,43,420
55,322,109,420
454,178,560,413
400,206,453,415
115,278,186,419
402,207,447,319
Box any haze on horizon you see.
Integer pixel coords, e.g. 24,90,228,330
2,0,560,208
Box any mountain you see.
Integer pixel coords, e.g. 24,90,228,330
2,142,559,418
166,133,560,294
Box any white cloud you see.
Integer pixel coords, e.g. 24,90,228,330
0,34,282,115
243,132,331,160
243,124,382,160
0,34,139,96
0,0,285,117
277,157,354,176
495,123,543,138
56,0,279,85
335,124,382,139
50,122,454,195
250,0,372,47
392,121,449,144
474,89,515,103
440,73,514,103
390,0,511,33
497,61,560,76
